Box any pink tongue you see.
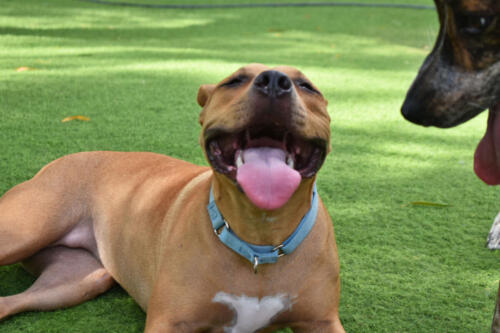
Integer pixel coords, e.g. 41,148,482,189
236,147,301,210
474,104,500,185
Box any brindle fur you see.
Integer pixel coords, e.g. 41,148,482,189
402,1,500,332
401,0,500,127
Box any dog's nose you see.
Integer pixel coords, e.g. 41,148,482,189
401,97,432,127
253,70,293,98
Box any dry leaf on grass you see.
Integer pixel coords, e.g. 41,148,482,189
16,66,35,72
61,115,91,123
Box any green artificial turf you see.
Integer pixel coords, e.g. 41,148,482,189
1,0,499,332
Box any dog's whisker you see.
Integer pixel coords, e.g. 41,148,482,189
466,102,489,110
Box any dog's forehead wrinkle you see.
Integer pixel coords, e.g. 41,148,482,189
236,64,270,78
273,65,303,76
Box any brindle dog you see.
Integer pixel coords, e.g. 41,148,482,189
402,0,500,184
401,1,499,331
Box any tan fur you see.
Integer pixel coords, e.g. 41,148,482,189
0,64,344,332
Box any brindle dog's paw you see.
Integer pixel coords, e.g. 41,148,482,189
487,212,500,250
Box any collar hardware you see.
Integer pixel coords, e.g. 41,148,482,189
207,184,319,272
272,244,285,257
214,220,230,236
253,256,259,274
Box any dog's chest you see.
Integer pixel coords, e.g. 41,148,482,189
212,292,293,333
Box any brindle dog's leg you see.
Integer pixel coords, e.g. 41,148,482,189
492,281,500,333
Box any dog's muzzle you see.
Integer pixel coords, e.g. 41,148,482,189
204,70,327,210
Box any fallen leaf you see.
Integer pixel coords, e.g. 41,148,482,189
16,66,35,72
406,201,451,207
61,115,91,123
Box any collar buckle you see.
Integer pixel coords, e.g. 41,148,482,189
272,244,286,258
214,219,230,236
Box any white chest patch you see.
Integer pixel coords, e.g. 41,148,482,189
212,292,293,333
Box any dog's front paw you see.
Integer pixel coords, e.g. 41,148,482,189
487,212,500,250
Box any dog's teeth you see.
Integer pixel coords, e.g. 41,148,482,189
236,153,244,168
287,155,294,169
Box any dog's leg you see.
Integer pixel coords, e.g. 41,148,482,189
492,281,500,333
0,163,86,265
487,213,500,249
0,246,114,320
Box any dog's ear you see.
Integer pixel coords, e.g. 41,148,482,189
197,84,216,107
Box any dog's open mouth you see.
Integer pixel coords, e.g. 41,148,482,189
205,126,326,210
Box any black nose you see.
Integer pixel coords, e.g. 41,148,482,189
253,70,292,98
401,97,432,126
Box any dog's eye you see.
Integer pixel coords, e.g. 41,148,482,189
458,14,495,35
296,80,320,94
221,75,248,88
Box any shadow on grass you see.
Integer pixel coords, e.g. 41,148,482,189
0,1,437,72
0,264,145,332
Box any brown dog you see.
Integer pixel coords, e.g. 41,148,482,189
0,64,345,332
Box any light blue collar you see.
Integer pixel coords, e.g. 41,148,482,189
207,184,319,272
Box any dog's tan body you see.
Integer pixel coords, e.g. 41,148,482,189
0,64,344,332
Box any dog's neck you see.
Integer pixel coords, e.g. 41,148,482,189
211,173,315,246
